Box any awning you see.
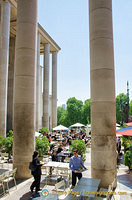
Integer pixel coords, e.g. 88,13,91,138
126,122,132,127
70,123,85,127
116,126,132,136
53,125,68,131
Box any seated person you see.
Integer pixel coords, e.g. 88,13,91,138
57,144,63,154
52,150,59,162
57,144,65,162
49,150,59,175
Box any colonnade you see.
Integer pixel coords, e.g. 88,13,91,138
0,0,116,186
0,0,59,138
0,0,59,178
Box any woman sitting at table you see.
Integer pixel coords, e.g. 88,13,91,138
52,150,59,162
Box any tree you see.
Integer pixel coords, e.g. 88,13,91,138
82,99,91,124
39,127,49,136
129,100,132,116
116,93,129,124
57,106,67,126
66,97,83,126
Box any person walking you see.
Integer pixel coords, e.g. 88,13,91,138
30,151,42,193
69,149,87,188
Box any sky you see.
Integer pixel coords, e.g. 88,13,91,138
38,0,132,106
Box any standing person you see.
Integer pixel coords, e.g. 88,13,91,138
30,151,42,193
69,149,87,188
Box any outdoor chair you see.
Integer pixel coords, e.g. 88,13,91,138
96,183,115,200
0,173,6,195
3,168,17,193
64,157,70,163
57,167,71,187
0,153,9,168
41,165,49,185
54,180,67,200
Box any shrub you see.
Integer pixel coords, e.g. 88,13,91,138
39,127,49,136
1,137,13,158
69,140,86,162
7,130,13,137
35,136,50,157
122,136,131,152
124,144,132,170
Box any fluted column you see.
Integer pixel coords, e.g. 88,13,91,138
7,37,15,132
0,0,10,137
43,44,50,129
36,32,40,131
13,0,38,178
52,52,57,128
89,0,117,187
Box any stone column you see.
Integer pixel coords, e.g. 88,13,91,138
52,52,57,128
7,37,15,132
39,66,43,128
89,0,117,187
36,32,40,131
0,0,10,137
43,44,50,129
13,0,38,178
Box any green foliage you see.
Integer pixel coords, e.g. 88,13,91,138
82,99,91,124
66,98,83,126
35,136,50,157
124,144,132,169
69,140,86,162
122,136,131,152
39,127,49,136
1,137,13,156
7,130,13,137
57,106,68,126
129,100,132,116
116,93,129,124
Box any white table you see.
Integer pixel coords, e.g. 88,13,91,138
42,161,69,169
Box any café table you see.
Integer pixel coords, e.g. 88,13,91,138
65,177,100,199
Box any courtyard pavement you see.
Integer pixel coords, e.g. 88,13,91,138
0,148,132,200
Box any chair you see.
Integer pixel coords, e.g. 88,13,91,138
54,180,67,200
0,153,9,168
0,173,5,195
57,167,71,187
3,168,17,193
41,165,49,185
96,183,115,200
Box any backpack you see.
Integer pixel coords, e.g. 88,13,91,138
29,162,37,172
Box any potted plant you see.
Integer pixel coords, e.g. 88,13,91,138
122,136,131,153
35,136,50,159
124,144,132,172
1,136,13,160
69,140,86,162
39,127,49,136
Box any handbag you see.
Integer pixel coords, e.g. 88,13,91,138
29,162,37,172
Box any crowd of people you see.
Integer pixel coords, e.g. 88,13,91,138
30,128,90,193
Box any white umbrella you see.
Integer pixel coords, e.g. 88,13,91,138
70,123,85,127
53,125,68,131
